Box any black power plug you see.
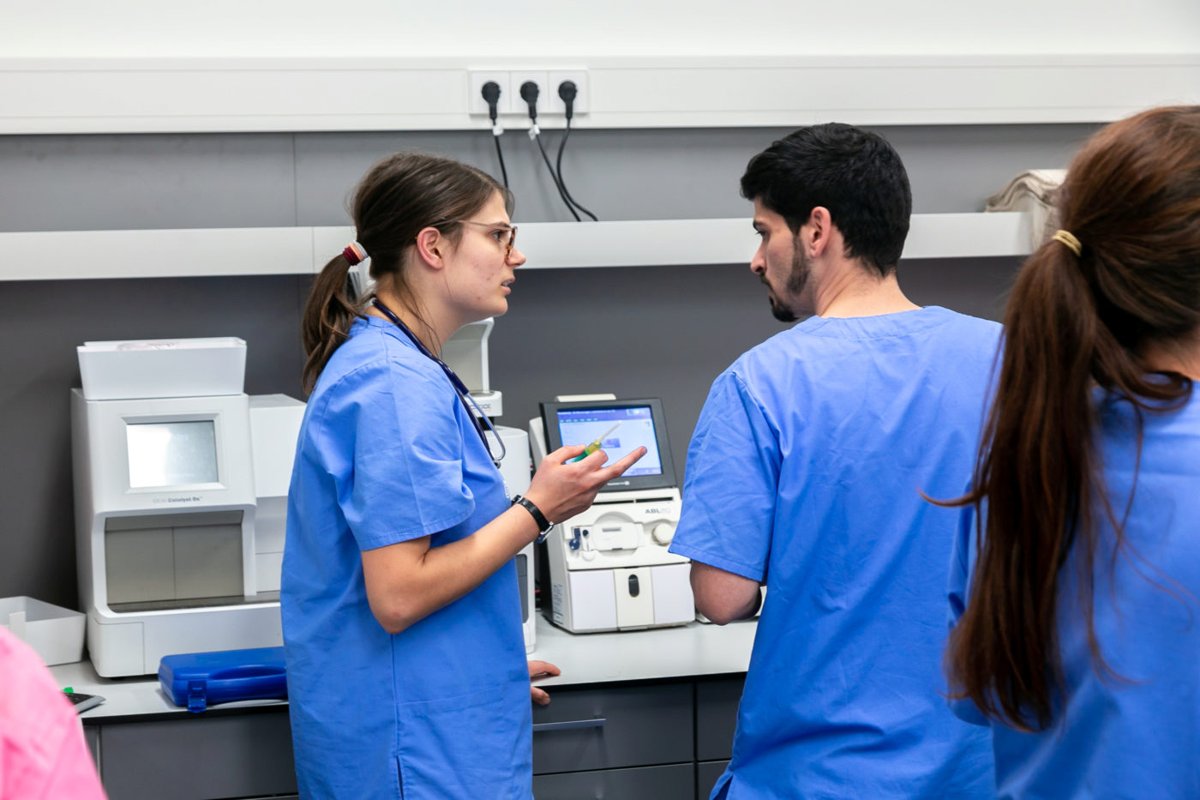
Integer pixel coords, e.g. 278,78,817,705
480,81,502,127
519,81,540,123
557,80,577,122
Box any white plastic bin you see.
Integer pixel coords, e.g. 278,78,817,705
0,596,86,666
78,336,247,400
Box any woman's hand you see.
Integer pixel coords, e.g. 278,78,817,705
522,444,647,525
529,659,561,706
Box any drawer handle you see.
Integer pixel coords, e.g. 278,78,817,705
532,717,607,733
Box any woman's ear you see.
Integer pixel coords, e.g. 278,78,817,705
413,227,448,270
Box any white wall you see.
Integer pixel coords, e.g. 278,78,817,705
0,1,1196,133
2,0,1198,58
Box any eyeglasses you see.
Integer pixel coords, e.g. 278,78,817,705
431,219,518,260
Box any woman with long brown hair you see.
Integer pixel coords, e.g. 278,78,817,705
946,105,1200,797
282,152,644,798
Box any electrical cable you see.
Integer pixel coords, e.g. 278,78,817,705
555,120,598,222
481,81,509,190
553,80,598,221
520,81,581,222
535,133,580,221
492,135,509,190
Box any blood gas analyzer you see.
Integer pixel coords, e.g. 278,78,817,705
71,338,304,677
531,396,695,633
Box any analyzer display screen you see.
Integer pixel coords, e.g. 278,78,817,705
556,405,663,477
126,420,218,488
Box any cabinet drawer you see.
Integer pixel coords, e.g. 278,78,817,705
98,711,296,800
698,759,731,798
696,675,744,761
532,682,693,774
533,763,694,800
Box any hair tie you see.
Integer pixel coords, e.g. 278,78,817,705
342,242,368,266
1051,230,1082,257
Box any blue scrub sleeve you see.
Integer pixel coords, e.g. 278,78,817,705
946,502,988,726
669,370,779,583
341,361,475,550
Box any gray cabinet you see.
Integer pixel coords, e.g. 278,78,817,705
534,764,695,799
696,676,743,762
532,682,693,774
94,711,296,800
86,675,745,800
695,675,743,799
698,760,731,799
531,682,695,797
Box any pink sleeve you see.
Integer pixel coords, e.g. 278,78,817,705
0,630,107,799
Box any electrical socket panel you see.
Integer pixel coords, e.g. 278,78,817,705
468,69,588,120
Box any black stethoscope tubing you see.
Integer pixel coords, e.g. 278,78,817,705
370,299,506,467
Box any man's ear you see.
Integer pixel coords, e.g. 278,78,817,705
806,207,834,259
413,227,448,270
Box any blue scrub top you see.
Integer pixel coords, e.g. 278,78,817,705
282,316,531,800
949,388,1200,799
670,306,999,799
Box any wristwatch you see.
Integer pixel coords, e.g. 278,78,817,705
512,494,555,542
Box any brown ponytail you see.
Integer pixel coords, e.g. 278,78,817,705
299,152,509,394
944,106,1200,730
301,254,360,394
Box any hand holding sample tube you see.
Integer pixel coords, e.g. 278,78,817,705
570,423,621,462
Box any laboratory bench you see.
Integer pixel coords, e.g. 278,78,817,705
51,615,756,800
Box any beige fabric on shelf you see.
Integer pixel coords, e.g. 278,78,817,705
985,169,1066,252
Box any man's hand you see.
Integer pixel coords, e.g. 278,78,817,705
528,659,561,706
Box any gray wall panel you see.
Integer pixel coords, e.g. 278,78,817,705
293,131,507,226
292,124,1099,227
884,123,1099,212
0,133,297,232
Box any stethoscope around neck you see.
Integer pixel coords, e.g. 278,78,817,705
371,298,507,467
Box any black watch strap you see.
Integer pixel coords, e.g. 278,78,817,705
512,494,554,541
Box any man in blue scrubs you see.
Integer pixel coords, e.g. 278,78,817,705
669,123,999,798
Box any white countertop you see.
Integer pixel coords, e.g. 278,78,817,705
529,615,755,687
50,615,756,721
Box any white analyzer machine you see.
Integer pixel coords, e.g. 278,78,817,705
531,396,695,633
71,337,304,677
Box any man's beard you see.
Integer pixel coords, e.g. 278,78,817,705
767,244,810,323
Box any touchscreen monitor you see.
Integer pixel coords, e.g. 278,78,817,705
541,398,676,492
126,420,219,489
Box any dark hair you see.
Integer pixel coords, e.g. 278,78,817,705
740,123,912,277
301,153,508,394
946,105,1200,730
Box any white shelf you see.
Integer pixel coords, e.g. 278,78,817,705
0,212,1032,282
0,55,1196,134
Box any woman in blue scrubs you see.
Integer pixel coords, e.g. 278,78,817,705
282,152,645,799
946,105,1200,798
